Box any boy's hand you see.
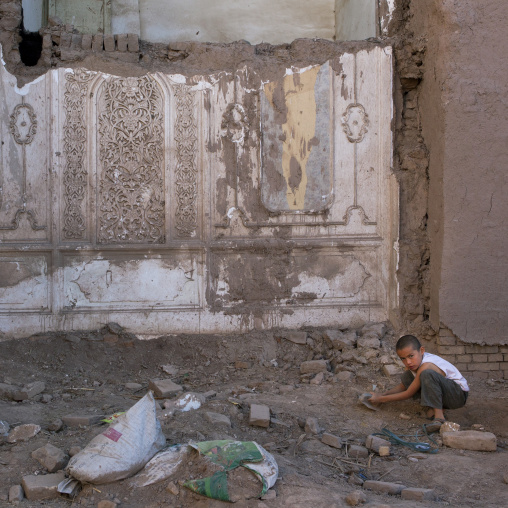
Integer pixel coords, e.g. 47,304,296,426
368,392,382,405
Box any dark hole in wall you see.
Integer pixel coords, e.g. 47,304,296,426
19,11,42,66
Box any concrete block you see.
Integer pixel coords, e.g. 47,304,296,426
116,33,128,52
7,424,41,443
104,34,115,52
149,379,183,397
62,415,103,427
300,360,328,374
249,404,270,427
32,443,68,472
366,435,391,455
304,417,321,435
285,331,307,344
205,411,231,427
321,432,342,449
401,488,435,501
13,381,45,400
442,430,497,451
8,485,24,502
348,445,369,459
382,364,401,376
92,34,104,52
21,472,66,501
363,480,406,495
127,33,139,52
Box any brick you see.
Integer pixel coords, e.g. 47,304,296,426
437,335,456,346
438,345,464,355
504,370,508,380
321,432,342,449
81,34,92,50
366,435,391,455
504,355,508,361
60,33,72,48
468,371,488,379
310,372,324,385
127,33,139,52
348,445,369,459
21,472,66,501
300,360,328,374
71,34,82,48
32,444,68,473
439,328,455,337
468,363,499,372
456,354,472,363
13,381,45,401
148,379,183,397
103,34,115,52
454,363,468,373
7,424,41,443
500,346,508,353
465,345,498,354
437,354,456,364
325,330,357,350
9,485,23,502
92,34,104,52
42,34,52,50
363,480,406,495
442,430,497,451
285,331,307,344
116,33,128,52
401,488,435,501
472,354,488,362
249,404,270,427
205,411,231,427
488,353,503,362
62,415,103,427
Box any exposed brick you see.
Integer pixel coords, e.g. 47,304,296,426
504,355,508,361
321,432,342,449
454,363,468,373
501,361,508,369
442,430,497,451
92,34,103,52
60,33,72,48
103,34,115,52
116,33,128,52
81,34,92,50
42,34,52,50
439,328,455,337
499,346,508,353
488,353,503,362
488,371,503,380
503,370,508,380
465,345,498,354
127,33,139,52
437,354,456,364
472,354,488,362
149,379,183,397
71,34,82,48
249,404,270,427
437,335,456,346
468,371,488,379
22,473,66,501
468,362,499,372
438,345,464,355
456,354,472,363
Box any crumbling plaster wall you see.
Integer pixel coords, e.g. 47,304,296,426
400,0,508,346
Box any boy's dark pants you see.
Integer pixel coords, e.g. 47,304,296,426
401,369,468,410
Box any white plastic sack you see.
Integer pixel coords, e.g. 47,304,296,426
66,392,166,484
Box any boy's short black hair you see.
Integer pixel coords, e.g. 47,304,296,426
396,334,422,351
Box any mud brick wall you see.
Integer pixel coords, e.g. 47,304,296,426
436,329,508,380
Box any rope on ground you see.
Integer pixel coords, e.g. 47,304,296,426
373,425,440,454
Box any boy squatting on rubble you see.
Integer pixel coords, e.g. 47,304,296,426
369,334,469,422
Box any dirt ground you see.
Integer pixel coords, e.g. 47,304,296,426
0,324,507,508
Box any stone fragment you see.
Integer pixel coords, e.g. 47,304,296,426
305,417,321,435
69,446,81,457
60,33,72,48
42,34,52,50
98,501,117,508
103,34,115,52
300,360,328,375
326,331,357,350
166,481,180,495
41,394,53,403
235,361,251,369
32,443,68,472
0,382,19,400
363,481,406,495
366,435,391,455
48,419,63,432
62,415,103,427
127,33,139,52
81,34,92,50
7,424,41,443
442,430,497,451
9,485,24,502
322,329,342,348
161,364,179,375
401,488,435,501
21,472,66,501
249,404,270,428
71,34,82,48
48,15,63,27
399,412,411,420
362,322,387,336
14,381,46,401
348,445,369,459
440,421,460,434
285,331,307,344
346,490,367,506
92,34,103,51
125,382,143,391
503,472,508,484
300,439,336,457
357,337,380,349
205,412,231,427
321,432,342,449
335,371,353,382
382,364,401,376
149,379,183,397
116,34,128,52
310,372,324,385
203,390,217,399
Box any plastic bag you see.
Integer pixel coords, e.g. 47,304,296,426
66,392,166,484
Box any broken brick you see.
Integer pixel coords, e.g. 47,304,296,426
249,404,270,428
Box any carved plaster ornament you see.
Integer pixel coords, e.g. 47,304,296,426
341,103,369,143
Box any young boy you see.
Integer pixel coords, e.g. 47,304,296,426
369,334,469,421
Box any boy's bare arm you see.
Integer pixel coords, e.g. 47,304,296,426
381,382,406,396
370,376,422,404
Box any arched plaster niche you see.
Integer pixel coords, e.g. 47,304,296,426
23,1,380,43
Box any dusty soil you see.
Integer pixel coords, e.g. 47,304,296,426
0,325,507,508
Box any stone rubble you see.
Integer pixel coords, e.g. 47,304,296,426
400,487,436,501
148,379,183,397
345,490,367,506
363,480,406,495
8,485,24,503
7,424,41,443
21,472,66,501
441,430,497,451
31,443,69,473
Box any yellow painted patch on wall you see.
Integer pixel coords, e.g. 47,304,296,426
264,66,319,210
